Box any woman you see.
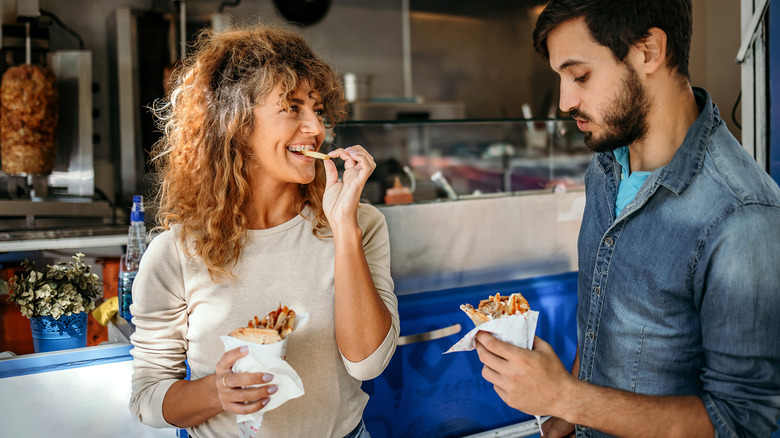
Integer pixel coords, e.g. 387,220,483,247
129,23,398,438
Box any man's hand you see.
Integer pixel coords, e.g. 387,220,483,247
475,333,574,417
542,416,575,438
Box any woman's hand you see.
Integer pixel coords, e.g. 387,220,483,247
215,346,277,415
323,145,376,231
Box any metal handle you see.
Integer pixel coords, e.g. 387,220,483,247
397,323,462,346
431,171,459,201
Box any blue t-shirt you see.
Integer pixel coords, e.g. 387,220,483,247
613,146,651,217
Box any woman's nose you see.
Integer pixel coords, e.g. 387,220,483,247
300,109,323,136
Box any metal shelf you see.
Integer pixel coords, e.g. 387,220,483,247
0,234,126,252
0,226,128,252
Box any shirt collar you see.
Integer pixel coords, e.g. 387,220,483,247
595,87,717,196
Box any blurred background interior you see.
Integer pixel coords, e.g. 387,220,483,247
0,1,776,437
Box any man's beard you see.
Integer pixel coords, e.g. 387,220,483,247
571,63,650,153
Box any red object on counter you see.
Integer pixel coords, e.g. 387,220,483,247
384,176,414,205
0,263,34,355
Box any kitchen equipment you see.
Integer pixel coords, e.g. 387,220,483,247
431,170,459,200
273,0,331,26
344,72,373,103
0,3,109,233
350,101,465,121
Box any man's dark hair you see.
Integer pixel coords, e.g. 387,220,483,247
532,0,692,79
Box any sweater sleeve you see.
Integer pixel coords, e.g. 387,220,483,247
341,204,399,381
128,230,189,429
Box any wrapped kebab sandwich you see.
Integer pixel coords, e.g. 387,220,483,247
447,292,544,435
445,291,539,353
220,305,310,438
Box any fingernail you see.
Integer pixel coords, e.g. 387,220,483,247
262,398,270,406
267,385,278,394
262,374,274,382
239,346,248,353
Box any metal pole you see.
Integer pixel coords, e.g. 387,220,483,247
401,0,412,99
179,0,187,60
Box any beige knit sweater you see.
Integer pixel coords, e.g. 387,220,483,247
129,205,399,438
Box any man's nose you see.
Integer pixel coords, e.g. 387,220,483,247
558,83,579,114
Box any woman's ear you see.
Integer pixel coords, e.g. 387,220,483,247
634,27,667,75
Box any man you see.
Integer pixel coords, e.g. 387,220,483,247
475,1,780,437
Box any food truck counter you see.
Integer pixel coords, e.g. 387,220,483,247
1,191,584,437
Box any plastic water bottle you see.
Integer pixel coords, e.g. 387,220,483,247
119,195,147,321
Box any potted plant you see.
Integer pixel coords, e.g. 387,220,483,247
5,252,102,353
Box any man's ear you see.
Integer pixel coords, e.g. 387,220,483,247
633,27,667,75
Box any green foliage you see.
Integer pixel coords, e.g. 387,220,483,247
5,253,102,319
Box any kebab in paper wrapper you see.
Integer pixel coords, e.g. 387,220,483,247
446,292,538,352
220,305,310,438
446,293,544,435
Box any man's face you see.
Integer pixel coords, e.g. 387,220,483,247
547,18,649,152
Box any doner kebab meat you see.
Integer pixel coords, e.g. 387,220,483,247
460,292,530,326
1,64,58,175
229,305,296,344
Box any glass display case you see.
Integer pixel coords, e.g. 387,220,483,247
326,118,591,205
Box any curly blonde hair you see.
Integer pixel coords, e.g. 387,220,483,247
150,23,347,281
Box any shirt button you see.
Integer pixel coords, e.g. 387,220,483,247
587,331,595,340
604,236,614,246
577,424,585,431
594,286,601,296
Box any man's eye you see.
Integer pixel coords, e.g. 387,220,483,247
574,74,588,83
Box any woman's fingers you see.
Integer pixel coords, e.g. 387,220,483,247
215,346,278,414
343,145,376,172
226,371,275,389
216,346,248,375
327,145,376,174
323,156,339,188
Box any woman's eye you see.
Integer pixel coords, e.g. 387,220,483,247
289,104,300,112
314,109,325,117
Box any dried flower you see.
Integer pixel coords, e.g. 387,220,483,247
5,253,102,319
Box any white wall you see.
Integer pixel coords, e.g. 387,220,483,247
690,0,742,138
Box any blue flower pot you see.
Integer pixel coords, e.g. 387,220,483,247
30,313,88,353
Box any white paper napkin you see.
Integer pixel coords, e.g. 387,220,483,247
445,310,544,436
219,313,310,438
445,310,538,354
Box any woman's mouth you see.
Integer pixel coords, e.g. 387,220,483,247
287,144,315,155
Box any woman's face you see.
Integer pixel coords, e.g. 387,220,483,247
249,81,326,186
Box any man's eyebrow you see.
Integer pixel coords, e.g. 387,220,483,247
556,59,587,72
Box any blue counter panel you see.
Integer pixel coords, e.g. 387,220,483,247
0,344,133,379
363,272,578,438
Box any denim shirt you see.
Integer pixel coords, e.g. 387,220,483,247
576,88,780,437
